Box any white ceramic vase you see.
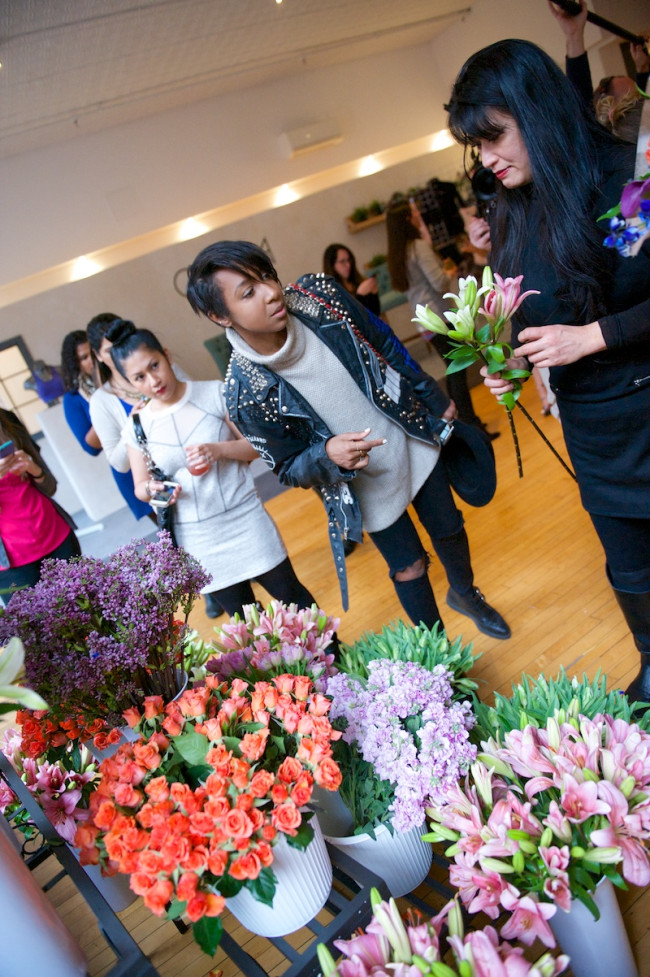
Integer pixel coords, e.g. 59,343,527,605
0,820,87,977
309,785,354,837
73,852,138,913
226,819,332,937
548,877,638,977
324,822,432,898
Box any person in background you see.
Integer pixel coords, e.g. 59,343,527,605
0,408,80,598
24,361,65,407
185,240,511,641
549,0,649,143
60,330,102,456
108,319,318,620
323,243,381,317
385,199,498,439
87,313,155,524
447,38,650,702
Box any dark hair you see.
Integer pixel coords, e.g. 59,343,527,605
60,330,90,392
322,243,363,291
186,241,280,320
87,312,122,384
385,202,419,293
446,38,620,320
104,319,166,379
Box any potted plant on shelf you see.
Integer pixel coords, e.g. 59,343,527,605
0,533,210,736
76,666,342,954
322,622,478,897
317,887,569,977
425,703,650,977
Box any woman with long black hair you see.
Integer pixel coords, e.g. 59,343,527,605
60,330,102,456
446,38,650,700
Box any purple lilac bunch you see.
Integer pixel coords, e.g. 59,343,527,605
1,728,99,845
206,600,339,692
317,888,569,977
0,533,210,725
327,660,476,833
425,713,650,949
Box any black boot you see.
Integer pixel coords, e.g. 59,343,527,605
610,583,650,705
204,592,224,619
393,572,444,630
433,528,511,640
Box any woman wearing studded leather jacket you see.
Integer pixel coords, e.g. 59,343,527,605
185,240,510,640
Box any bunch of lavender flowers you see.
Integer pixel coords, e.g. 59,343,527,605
0,532,210,726
206,600,339,692
327,660,476,833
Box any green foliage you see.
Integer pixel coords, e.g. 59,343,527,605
472,667,650,745
338,620,479,699
332,740,396,835
192,915,223,956
350,206,369,223
368,200,384,216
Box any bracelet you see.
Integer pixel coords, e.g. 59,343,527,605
32,468,45,481
145,480,153,497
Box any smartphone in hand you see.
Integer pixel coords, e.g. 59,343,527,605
0,440,15,459
149,480,180,507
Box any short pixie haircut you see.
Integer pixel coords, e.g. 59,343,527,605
186,241,280,320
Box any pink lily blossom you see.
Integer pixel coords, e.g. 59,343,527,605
500,893,557,948
560,773,610,823
479,274,540,328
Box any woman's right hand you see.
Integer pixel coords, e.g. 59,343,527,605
356,276,378,297
468,217,491,251
0,449,38,480
147,478,181,506
480,357,528,400
326,428,387,469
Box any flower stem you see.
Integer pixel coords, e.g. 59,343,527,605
506,408,523,479
514,401,577,482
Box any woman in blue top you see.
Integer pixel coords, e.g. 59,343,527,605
60,330,102,456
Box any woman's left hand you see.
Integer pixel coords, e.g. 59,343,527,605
0,449,38,479
514,321,605,368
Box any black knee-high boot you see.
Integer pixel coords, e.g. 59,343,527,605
393,572,443,630
609,580,650,705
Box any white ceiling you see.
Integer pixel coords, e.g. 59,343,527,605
0,0,470,160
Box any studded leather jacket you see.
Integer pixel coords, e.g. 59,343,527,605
224,274,452,609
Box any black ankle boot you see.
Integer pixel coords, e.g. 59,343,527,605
204,592,224,619
446,587,511,640
393,573,443,630
610,583,650,706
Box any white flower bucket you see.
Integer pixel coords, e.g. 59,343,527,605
325,822,432,898
308,785,354,837
0,823,87,977
549,877,638,977
226,819,332,937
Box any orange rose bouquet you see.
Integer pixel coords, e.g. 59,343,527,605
76,671,342,955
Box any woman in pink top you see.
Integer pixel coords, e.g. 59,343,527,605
0,409,80,600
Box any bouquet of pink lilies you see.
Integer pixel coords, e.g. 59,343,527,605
412,266,538,411
317,887,569,977
425,712,650,949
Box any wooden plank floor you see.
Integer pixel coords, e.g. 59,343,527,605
7,380,650,976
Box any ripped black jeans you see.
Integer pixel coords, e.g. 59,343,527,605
368,461,474,627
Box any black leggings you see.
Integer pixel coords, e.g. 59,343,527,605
589,513,650,592
209,556,316,617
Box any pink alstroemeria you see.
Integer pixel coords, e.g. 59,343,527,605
41,787,87,844
560,773,610,824
500,892,557,948
479,273,540,328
